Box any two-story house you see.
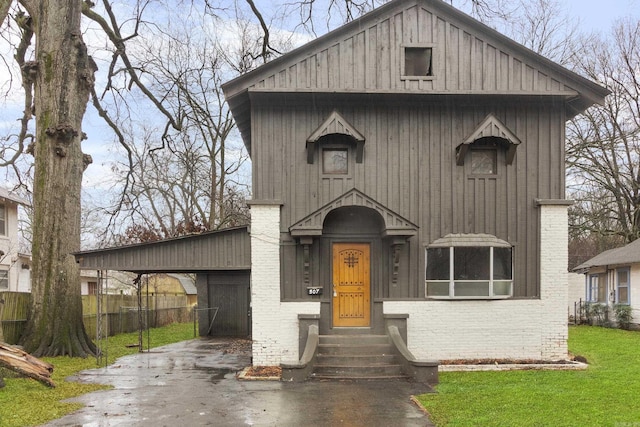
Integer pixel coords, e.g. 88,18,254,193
75,0,609,377
221,0,608,367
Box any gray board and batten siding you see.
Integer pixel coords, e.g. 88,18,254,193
222,0,608,303
75,227,251,337
261,97,563,300
75,227,251,273
222,0,608,150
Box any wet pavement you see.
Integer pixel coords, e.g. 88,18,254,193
43,338,435,427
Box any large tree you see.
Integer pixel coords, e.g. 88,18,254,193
0,0,96,356
0,0,179,356
566,19,640,246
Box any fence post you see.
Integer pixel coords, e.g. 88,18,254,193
0,295,5,343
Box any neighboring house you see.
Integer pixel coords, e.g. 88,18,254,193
75,0,608,367
80,269,135,295
221,0,608,365
0,187,31,293
573,239,640,327
143,273,198,306
568,272,585,320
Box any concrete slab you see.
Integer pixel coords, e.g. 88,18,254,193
42,338,435,427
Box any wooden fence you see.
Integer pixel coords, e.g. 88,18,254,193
0,292,194,344
0,292,30,344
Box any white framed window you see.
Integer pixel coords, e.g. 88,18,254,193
0,270,8,290
426,236,513,299
0,203,5,236
588,274,606,303
616,268,630,305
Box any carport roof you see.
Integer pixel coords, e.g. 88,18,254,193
74,226,251,273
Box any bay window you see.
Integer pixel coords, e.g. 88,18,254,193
426,234,513,299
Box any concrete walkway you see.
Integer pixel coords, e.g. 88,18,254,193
43,338,435,427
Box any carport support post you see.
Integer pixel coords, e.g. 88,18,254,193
195,274,209,336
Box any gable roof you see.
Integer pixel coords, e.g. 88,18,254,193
573,239,640,271
0,187,30,206
222,0,609,151
456,114,522,165
306,110,366,163
289,188,418,238
167,273,198,295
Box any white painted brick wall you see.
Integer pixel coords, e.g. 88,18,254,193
539,204,569,359
250,204,320,366
384,204,570,361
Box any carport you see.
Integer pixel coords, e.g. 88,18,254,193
74,226,251,337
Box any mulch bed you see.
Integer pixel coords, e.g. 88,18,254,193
441,355,587,365
243,366,282,377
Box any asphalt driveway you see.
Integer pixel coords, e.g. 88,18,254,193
43,337,435,426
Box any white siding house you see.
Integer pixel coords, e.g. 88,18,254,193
0,188,30,293
573,239,640,327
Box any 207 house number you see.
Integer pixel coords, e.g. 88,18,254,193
307,287,323,295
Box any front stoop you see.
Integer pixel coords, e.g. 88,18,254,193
311,334,408,380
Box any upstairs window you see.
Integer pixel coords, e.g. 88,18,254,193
322,148,348,174
426,234,513,299
403,46,433,78
470,148,498,175
0,203,5,236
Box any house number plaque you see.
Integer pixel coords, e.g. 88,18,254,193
307,287,323,295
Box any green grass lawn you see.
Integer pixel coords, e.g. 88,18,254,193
0,322,195,427
418,326,640,426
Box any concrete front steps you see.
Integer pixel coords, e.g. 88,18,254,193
311,334,408,380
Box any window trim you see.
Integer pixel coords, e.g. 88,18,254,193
322,147,349,175
320,143,353,178
616,267,630,305
401,44,435,81
425,237,513,300
0,269,8,290
0,203,5,236
469,147,499,176
588,274,605,303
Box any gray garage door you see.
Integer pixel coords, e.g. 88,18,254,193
207,271,251,337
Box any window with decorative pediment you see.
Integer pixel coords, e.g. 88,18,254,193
306,110,365,165
456,114,521,171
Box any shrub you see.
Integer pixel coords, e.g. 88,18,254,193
586,303,609,326
613,304,633,330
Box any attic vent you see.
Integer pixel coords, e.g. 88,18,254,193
403,46,433,77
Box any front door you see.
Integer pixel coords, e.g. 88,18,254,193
332,242,371,327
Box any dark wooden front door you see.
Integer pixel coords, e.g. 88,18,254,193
332,242,371,327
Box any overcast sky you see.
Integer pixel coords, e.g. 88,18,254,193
566,0,639,30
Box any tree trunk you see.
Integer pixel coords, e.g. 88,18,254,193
19,0,96,357
0,342,55,387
